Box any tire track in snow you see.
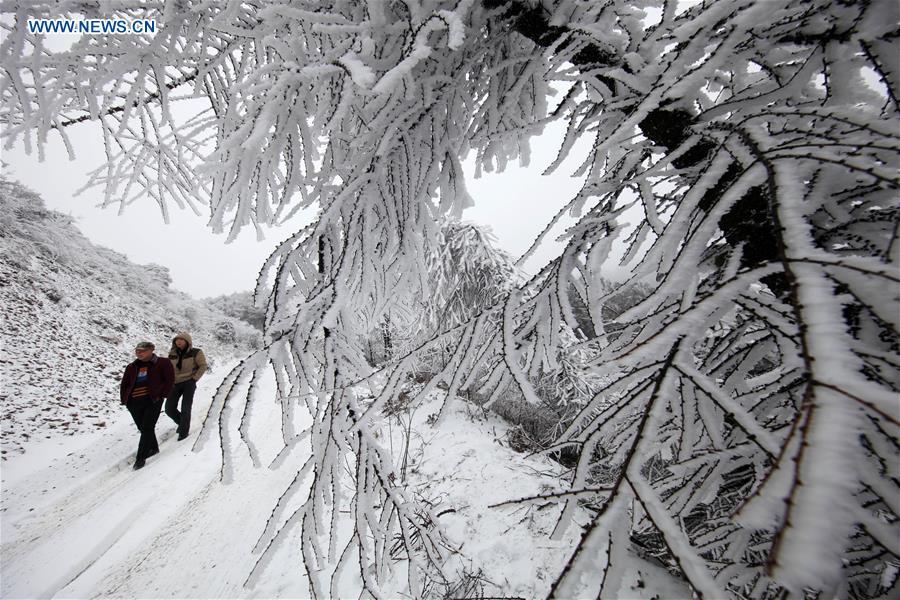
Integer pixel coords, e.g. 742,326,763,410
1,428,177,559
1,436,220,599
82,374,308,599
1,365,235,598
21,498,154,599
61,478,223,599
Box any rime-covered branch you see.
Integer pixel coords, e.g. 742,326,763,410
3,0,898,598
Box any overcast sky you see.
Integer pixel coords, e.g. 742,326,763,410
3,115,592,298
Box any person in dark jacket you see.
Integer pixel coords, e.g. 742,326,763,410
120,341,175,470
165,332,207,440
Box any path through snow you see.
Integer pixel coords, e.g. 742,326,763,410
2,360,691,599
1,360,307,598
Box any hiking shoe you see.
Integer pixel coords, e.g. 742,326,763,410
147,448,159,458
133,459,146,470
177,432,189,441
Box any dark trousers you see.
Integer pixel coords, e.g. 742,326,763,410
127,398,163,461
165,379,196,435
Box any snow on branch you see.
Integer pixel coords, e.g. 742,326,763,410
4,0,898,597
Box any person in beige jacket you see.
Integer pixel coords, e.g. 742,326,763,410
165,332,207,440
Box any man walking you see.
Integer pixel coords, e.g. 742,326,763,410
120,341,175,470
165,332,207,441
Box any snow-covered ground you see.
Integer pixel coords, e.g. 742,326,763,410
2,360,690,599
2,361,304,598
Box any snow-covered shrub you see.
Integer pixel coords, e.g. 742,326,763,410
237,328,262,350
205,290,266,330
423,220,519,331
44,286,64,303
182,306,198,328
532,339,602,418
213,320,236,344
361,309,421,366
0,179,74,269
404,219,520,382
143,263,172,290
360,219,518,373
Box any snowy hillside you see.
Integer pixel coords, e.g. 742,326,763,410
0,179,260,457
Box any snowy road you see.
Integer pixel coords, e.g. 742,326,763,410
1,361,307,599
2,360,691,599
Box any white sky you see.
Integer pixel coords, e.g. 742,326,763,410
2,117,591,298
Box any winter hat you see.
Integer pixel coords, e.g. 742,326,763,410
135,341,155,351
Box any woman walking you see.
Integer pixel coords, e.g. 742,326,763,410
165,332,207,440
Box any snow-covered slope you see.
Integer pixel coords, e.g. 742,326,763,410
0,179,260,457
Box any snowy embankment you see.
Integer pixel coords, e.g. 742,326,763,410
2,360,688,599
0,180,261,459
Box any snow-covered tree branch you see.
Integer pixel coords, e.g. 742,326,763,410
3,0,898,597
